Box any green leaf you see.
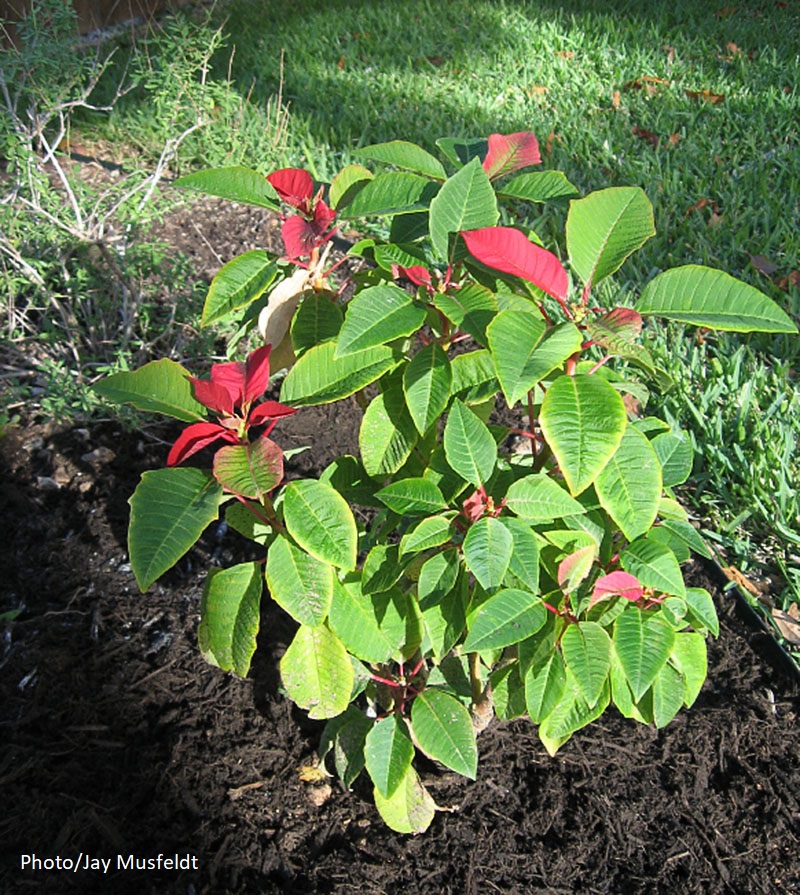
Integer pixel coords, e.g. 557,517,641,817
429,157,498,262
450,349,499,403
373,242,429,272
621,537,686,598
290,293,344,356
329,164,373,209
488,314,581,407
566,187,655,286
433,282,497,346
418,549,461,607
462,516,514,592
281,341,398,406
225,501,271,544
540,373,627,496
400,515,454,557
498,516,541,592
525,650,567,723
499,171,580,203
443,399,497,486
340,171,440,218
435,135,487,166
613,610,675,701
538,672,610,756
202,251,277,327
283,479,357,571
637,265,798,333
651,432,693,487
670,632,707,707
354,140,447,180
174,166,279,209
373,764,436,834
212,436,283,500
266,537,333,626
336,283,425,358
319,705,372,789
505,473,586,521
94,359,207,422
464,589,547,652
320,455,381,507
685,587,719,636
329,578,405,664
560,621,611,708
360,388,419,478
280,624,354,719
411,689,477,779
423,582,468,663
376,478,448,515
595,426,662,541
361,544,406,595
198,561,262,676
128,468,222,591
365,715,415,799
491,664,527,720
403,343,452,436
658,520,713,560
651,662,685,728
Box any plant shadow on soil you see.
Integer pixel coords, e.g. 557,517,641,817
1,197,800,895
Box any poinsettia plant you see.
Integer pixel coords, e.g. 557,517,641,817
96,131,797,833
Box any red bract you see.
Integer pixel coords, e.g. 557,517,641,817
482,132,541,180
589,571,644,609
461,226,569,300
267,167,337,261
167,346,296,467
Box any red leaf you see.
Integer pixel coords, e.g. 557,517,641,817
166,422,232,467
191,378,236,415
462,489,486,523
395,265,433,287
598,307,643,340
267,168,314,209
243,345,272,407
461,226,568,300
482,132,541,180
281,216,320,260
248,399,297,427
209,360,247,408
590,571,644,608
313,198,336,232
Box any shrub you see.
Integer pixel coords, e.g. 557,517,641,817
97,132,797,832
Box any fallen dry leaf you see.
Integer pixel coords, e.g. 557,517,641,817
228,781,264,801
426,55,444,67
771,606,800,644
667,132,681,147
776,270,800,291
685,89,725,104
297,763,328,784
663,45,676,65
632,126,660,148
721,564,762,597
623,75,670,94
555,51,574,59
545,131,560,155
336,55,346,70
684,196,720,217
527,85,549,97
715,6,738,18
748,253,779,277
612,89,621,109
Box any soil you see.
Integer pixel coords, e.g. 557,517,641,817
2,194,800,895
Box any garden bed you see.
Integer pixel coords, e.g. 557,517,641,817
1,408,799,895
2,194,799,895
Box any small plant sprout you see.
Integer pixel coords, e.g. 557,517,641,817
97,131,797,833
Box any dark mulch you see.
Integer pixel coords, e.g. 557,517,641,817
1,195,799,895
